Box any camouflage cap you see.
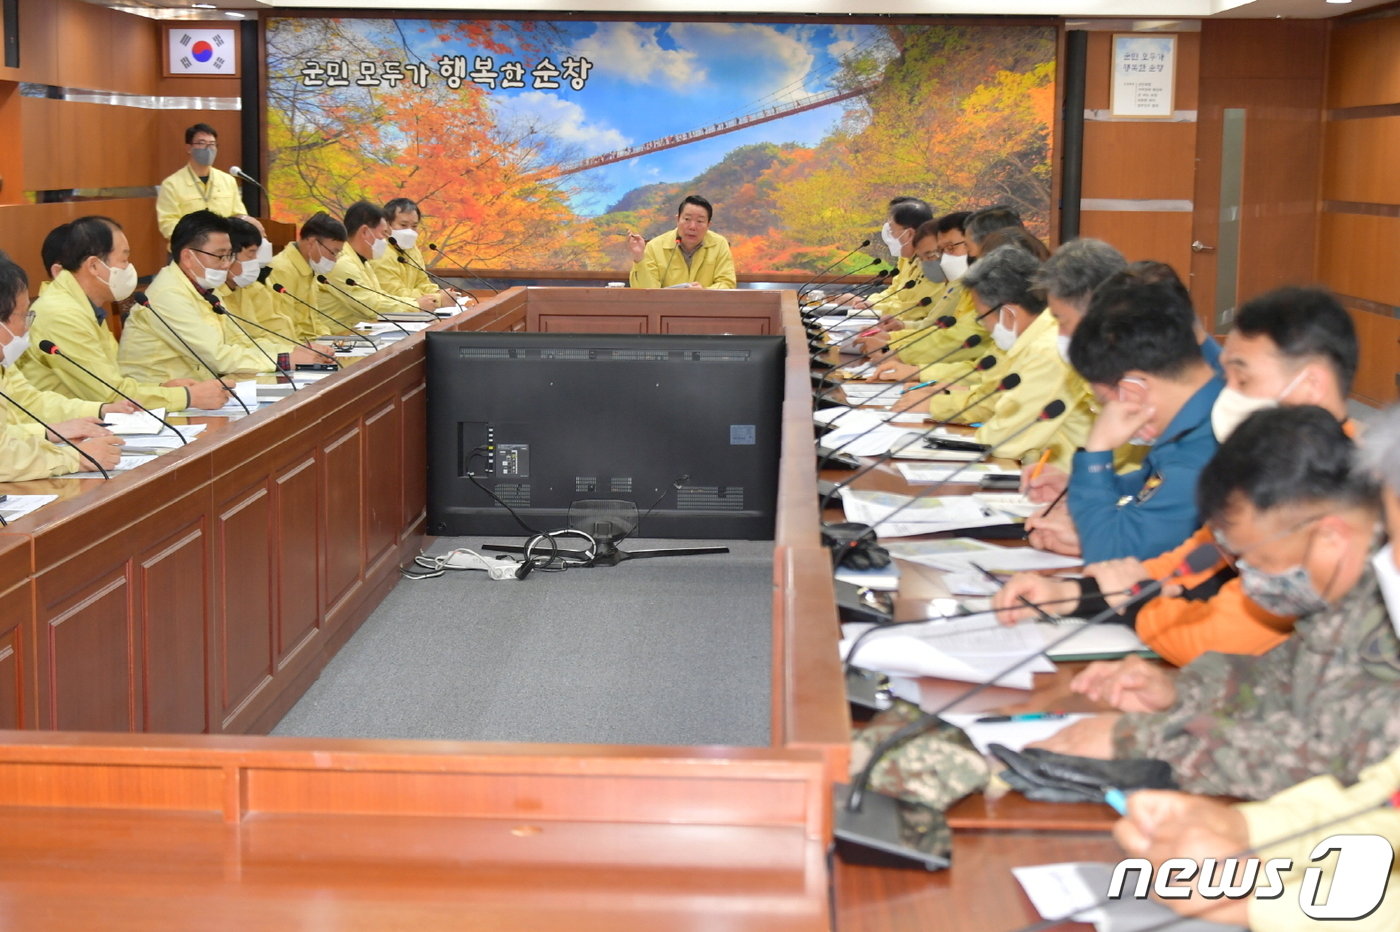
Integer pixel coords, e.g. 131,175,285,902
850,699,989,811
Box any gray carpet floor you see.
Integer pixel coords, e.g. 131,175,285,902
272,538,774,747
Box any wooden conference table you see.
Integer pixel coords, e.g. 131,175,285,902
0,286,1121,929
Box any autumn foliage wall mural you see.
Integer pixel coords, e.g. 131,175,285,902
266,17,1056,275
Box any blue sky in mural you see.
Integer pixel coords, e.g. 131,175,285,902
403,20,894,215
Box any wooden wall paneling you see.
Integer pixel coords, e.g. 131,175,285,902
1078,210,1194,280
1317,212,1400,306
154,110,244,185
400,381,427,540
0,199,166,298
1323,117,1400,206
51,0,158,97
21,98,160,192
273,455,321,673
1328,15,1400,110
214,480,276,733
1235,86,1325,303
362,398,402,575
0,0,57,86
320,420,365,628
0,82,23,207
1343,306,1400,405
1079,122,1197,200
0,535,34,730
136,520,211,735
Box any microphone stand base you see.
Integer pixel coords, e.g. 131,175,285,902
846,666,892,720
833,783,951,872
834,580,893,625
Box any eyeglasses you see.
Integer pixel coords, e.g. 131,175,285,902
190,141,218,149
1210,513,1325,565
190,247,235,264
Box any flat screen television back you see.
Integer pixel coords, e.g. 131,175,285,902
425,331,786,540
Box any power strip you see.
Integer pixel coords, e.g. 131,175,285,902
402,549,523,581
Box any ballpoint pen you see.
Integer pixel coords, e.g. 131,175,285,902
973,712,1069,723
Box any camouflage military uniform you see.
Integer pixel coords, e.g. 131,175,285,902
1111,562,1400,799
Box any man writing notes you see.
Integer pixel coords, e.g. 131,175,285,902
0,253,122,478
1111,404,1400,932
24,217,230,411
1034,406,1400,800
626,195,736,290
155,123,260,240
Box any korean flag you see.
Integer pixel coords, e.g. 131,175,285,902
168,27,236,76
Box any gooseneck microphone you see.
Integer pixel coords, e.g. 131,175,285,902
37,340,188,444
341,277,418,334
835,543,1223,868
815,331,984,409
316,275,411,336
0,385,111,478
819,365,1012,514
866,398,1067,534
269,283,377,346
817,354,997,468
810,299,936,359
211,304,340,368
426,242,497,294
229,165,269,201
391,241,474,304
203,292,298,392
131,291,249,414
799,247,880,301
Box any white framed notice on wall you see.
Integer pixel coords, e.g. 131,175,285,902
1110,33,1176,118
163,24,239,77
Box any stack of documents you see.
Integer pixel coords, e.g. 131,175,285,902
884,538,1082,574
0,494,58,523
840,616,1055,689
172,380,258,417
840,489,1009,539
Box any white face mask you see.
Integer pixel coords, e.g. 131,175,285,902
98,258,138,302
231,258,261,288
0,320,29,367
256,239,274,263
389,228,419,250
939,252,969,281
1373,545,1400,634
991,307,1018,352
369,234,389,261
1056,333,1073,364
880,222,905,258
190,254,228,290
310,254,336,276
1210,370,1307,443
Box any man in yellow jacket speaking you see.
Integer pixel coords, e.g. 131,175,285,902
626,195,736,290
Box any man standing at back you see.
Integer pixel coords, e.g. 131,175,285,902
627,196,736,290
155,123,258,240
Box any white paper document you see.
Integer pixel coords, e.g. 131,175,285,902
840,616,1055,689
70,453,157,478
102,408,170,435
884,538,1081,574
0,494,58,523
1013,863,1246,932
173,380,259,416
896,462,1019,483
1033,619,1154,660
119,423,207,451
840,489,1006,539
